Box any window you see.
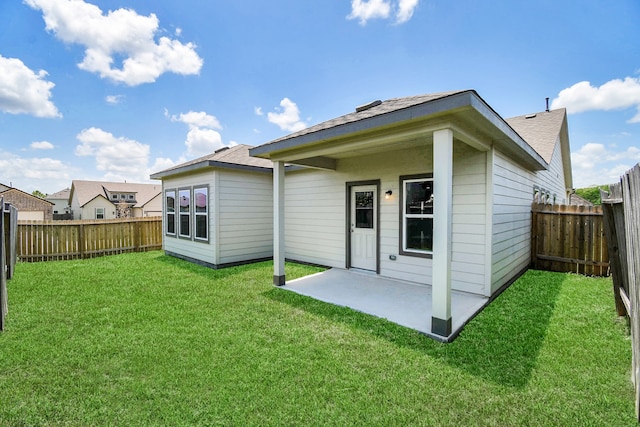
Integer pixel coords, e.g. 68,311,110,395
128,194,135,200
194,186,208,241
111,194,118,200
120,194,126,200
400,174,433,257
166,185,209,242
165,190,176,235
95,207,105,219
179,189,191,238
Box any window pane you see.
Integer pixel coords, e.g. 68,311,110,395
179,190,190,213
406,218,433,251
355,191,373,229
180,214,190,236
195,188,207,213
166,191,175,213
167,213,175,234
406,180,433,215
195,215,207,239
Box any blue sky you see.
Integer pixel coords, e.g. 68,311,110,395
1,0,639,194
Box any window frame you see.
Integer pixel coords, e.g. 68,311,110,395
178,188,191,239
165,189,176,236
193,185,209,242
95,207,105,220
399,173,434,259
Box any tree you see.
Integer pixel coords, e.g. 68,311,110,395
32,190,47,199
574,185,609,205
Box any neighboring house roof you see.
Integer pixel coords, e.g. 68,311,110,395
46,188,71,201
506,108,573,190
250,90,548,172
150,144,273,179
505,108,566,164
0,187,54,206
69,180,162,208
569,193,595,206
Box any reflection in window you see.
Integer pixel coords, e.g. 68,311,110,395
355,191,374,229
179,189,190,238
402,176,434,254
194,187,208,240
166,190,176,235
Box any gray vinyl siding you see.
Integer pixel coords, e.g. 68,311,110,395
217,169,273,265
162,171,217,266
491,151,536,292
284,142,488,294
161,168,272,267
534,140,568,204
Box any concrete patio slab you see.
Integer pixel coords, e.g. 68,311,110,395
282,268,489,341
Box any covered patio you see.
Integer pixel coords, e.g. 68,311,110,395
282,268,489,342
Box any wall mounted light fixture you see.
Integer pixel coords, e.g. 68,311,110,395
385,190,393,199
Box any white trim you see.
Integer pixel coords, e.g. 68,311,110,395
273,161,286,283
432,128,453,328
484,148,494,297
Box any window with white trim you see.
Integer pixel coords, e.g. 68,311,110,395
179,188,191,238
95,207,105,219
400,174,434,257
194,186,208,241
165,190,176,236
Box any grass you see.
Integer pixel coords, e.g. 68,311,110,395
0,251,635,426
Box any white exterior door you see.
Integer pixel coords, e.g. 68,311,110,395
350,185,377,271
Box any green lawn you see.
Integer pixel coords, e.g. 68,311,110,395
0,251,635,426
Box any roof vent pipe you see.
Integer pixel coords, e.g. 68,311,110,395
545,97,550,112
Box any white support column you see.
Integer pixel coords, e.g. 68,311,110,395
432,128,453,337
273,161,286,286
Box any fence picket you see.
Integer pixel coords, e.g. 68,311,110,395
16,217,162,262
531,203,609,276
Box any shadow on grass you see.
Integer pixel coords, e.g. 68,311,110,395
153,253,273,280
263,269,564,389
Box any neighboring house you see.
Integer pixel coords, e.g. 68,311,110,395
46,188,72,219
0,183,54,221
69,180,162,220
249,90,573,337
150,144,274,269
569,192,595,207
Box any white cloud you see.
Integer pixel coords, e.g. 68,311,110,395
170,111,222,130
254,106,263,116
551,77,640,123
347,0,418,25
396,0,419,23
0,54,61,118
168,109,232,157
105,94,124,105
571,142,640,187
267,98,307,132
0,149,73,193
184,127,224,157
75,127,151,182
25,0,203,86
348,0,391,25
30,141,55,150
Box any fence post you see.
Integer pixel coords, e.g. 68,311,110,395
78,223,85,259
601,187,627,316
1,198,7,331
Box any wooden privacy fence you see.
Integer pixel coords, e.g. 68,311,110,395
17,217,162,262
601,163,640,420
531,203,609,276
1,198,18,331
